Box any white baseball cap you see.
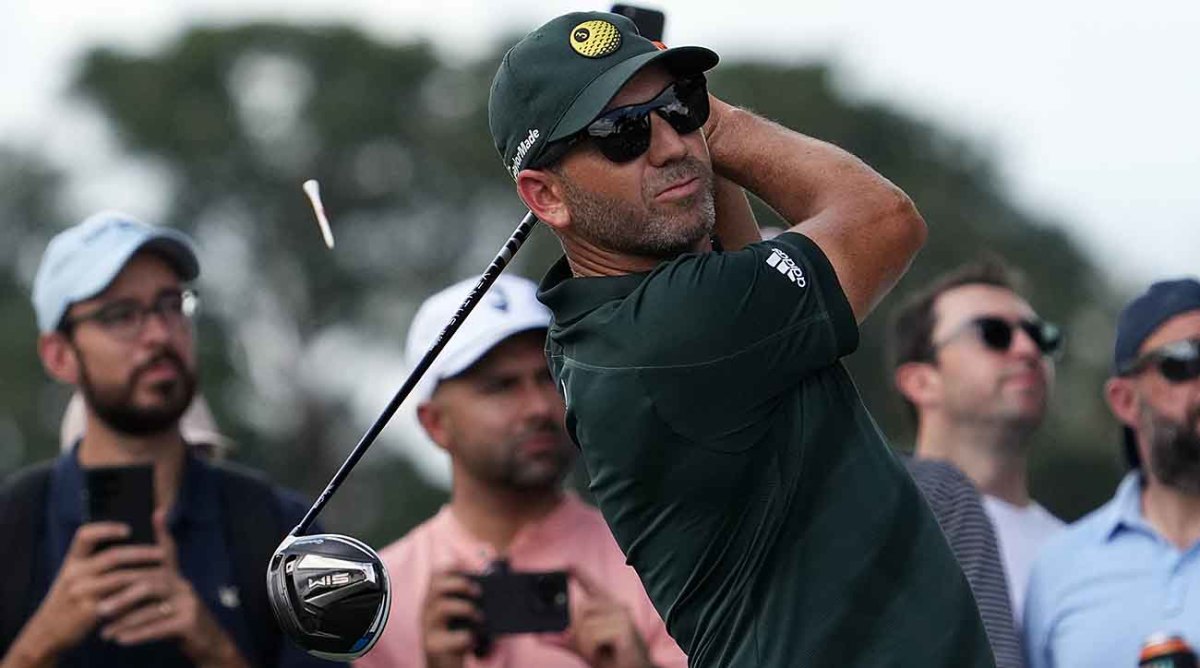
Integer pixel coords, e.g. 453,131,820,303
32,211,199,333
405,274,551,402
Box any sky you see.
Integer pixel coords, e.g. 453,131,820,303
3,0,1197,478
4,0,1197,291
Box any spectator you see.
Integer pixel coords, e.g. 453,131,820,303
1024,277,1200,667
891,259,1065,622
356,275,685,668
0,211,333,668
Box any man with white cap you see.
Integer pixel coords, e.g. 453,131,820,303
0,212,333,668
356,274,685,668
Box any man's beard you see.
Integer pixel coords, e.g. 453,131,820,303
1140,399,1200,495
78,348,197,437
560,156,716,260
465,421,575,492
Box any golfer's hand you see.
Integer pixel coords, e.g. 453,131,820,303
421,569,484,668
2,522,166,666
545,567,655,668
96,510,249,668
702,93,738,161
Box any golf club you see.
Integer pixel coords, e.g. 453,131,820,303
266,207,540,660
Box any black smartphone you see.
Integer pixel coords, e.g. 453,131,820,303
610,4,665,42
83,464,155,548
473,568,569,635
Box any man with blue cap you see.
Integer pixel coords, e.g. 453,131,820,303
1024,278,1200,667
0,212,333,668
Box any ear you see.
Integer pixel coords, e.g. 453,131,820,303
516,168,571,232
416,400,452,455
1104,377,1139,430
894,361,941,410
38,332,81,385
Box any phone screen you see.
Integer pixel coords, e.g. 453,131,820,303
83,464,155,547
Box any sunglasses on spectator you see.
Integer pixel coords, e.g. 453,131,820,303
1118,338,1200,383
536,75,710,167
934,316,1064,359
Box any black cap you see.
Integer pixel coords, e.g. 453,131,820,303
488,11,718,180
1113,277,1200,467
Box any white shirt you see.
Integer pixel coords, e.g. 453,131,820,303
983,495,1065,625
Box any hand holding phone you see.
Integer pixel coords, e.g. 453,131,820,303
432,560,569,660
472,561,569,635
531,565,654,666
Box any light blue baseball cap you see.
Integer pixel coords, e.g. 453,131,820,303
32,211,200,333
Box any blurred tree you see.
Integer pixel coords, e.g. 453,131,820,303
3,23,1119,548
0,149,69,472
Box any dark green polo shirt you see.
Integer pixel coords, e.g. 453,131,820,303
539,232,994,667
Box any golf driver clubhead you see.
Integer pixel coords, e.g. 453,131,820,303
267,209,538,658
266,533,391,661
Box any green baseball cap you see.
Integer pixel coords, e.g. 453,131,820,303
488,11,719,180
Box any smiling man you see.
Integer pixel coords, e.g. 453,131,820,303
487,11,994,667
0,212,332,668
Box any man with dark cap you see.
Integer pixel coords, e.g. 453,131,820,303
1024,278,1200,667
488,11,994,667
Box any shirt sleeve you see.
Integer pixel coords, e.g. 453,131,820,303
629,232,857,369
906,459,1024,668
625,232,858,441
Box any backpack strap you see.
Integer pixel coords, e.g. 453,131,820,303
216,462,286,667
0,462,54,653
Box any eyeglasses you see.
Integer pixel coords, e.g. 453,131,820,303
1119,338,1200,383
61,289,199,341
537,76,710,167
933,316,1064,359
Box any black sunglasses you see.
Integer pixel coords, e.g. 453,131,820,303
935,316,1064,359
537,75,710,167
1119,338,1200,383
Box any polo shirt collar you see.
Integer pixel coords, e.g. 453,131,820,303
1102,471,1150,540
538,256,650,325
52,441,219,529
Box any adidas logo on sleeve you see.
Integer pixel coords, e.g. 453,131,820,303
765,249,807,288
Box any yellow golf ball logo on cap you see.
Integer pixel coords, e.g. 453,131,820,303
570,20,622,58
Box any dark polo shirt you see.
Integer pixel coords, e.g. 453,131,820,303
539,232,993,667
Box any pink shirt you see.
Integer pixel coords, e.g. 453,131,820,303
355,494,686,668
